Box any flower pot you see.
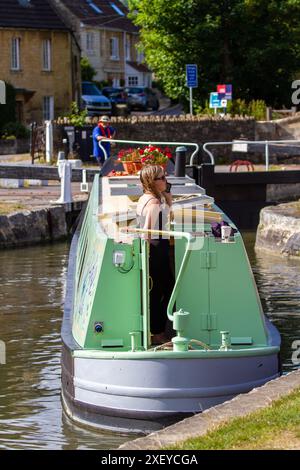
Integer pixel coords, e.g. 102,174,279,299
133,162,143,173
122,161,142,174
142,162,167,171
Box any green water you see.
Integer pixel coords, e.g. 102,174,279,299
0,235,299,449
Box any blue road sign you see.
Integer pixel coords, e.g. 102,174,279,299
186,64,198,88
209,92,228,108
209,92,221,108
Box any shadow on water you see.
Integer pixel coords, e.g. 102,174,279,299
0,235,299,449
0,243,133,450
242,231,300,372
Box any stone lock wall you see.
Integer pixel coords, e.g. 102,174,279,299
54,116,256,163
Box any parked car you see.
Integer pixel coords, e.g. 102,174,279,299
125,86,159,111
102,87,130,116
81,81,112,116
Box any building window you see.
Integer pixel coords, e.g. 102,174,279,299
11,38,21,70
110,37,119,60
42,39,52,71
125,37,131,61
137,50,144,63
86,0,102,14
43,96,54,121
86,32,95,52
128,76,138,86
110,3,125,16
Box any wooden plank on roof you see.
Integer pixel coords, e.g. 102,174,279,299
110,185,205,196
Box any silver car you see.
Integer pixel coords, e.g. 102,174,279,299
81,81,112,116
125,86,159,111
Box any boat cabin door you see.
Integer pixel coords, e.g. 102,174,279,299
140,238,151,349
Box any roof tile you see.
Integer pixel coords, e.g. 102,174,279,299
0,0,68,30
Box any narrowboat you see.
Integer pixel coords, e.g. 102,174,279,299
61,153,281,434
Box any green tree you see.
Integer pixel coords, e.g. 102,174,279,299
129,0,300,107
80,57,97,82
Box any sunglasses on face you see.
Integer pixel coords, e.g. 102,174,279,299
154,175,166,181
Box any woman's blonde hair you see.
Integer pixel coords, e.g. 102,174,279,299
140,165,164,201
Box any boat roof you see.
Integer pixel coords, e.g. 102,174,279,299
98,174,230,242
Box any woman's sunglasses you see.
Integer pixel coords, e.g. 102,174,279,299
154,175,166,181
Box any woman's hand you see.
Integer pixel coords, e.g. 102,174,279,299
162,191,172,207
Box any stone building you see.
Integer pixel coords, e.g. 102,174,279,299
0,0,81,124
50,0,152,87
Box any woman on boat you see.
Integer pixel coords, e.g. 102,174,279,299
137,165,174,345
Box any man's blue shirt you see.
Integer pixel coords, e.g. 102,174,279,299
92,125,115,161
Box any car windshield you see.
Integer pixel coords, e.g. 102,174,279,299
82,83,102,96
126,87,144,94
104,89,122,97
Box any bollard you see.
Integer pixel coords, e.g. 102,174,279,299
45,120,53,164
80,169,89,193
171,309,190,352
57,151,65,164
63,138,69,159
219,331,231,351
175,146,187,177
56,160,73,204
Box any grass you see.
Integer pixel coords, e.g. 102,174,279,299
167,388,300,450
0,202,26,215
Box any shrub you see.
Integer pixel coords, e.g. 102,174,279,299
195,98,267,119
64,101,88,126
1,121,30,139
81,57,97,82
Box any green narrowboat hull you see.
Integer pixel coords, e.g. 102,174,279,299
61,173,281,434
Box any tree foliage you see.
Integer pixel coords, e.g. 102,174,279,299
80,57,97,82
128,0,300,107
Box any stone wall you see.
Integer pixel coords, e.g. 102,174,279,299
0,205,67,249
255,202,300,257
256,113,300,141
54,116,256,163
0,138,29,155
0,28,80,124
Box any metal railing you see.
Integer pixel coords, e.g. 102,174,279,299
98,138,202,164
195,139,300,170
122,227,195,324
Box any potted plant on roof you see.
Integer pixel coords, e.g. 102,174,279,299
140,145,173,170
117,148,142,174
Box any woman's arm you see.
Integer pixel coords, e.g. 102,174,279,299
143,201,160,241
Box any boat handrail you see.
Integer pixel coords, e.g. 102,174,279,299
98,138,203,165
121,227,195,323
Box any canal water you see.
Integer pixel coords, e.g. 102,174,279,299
0,234,299,449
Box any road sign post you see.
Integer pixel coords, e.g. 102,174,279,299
186,64,198,116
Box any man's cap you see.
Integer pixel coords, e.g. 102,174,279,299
99,115,110,122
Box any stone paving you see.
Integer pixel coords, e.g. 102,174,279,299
0,182,87,209
0,153,88,208
118,369,300,450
